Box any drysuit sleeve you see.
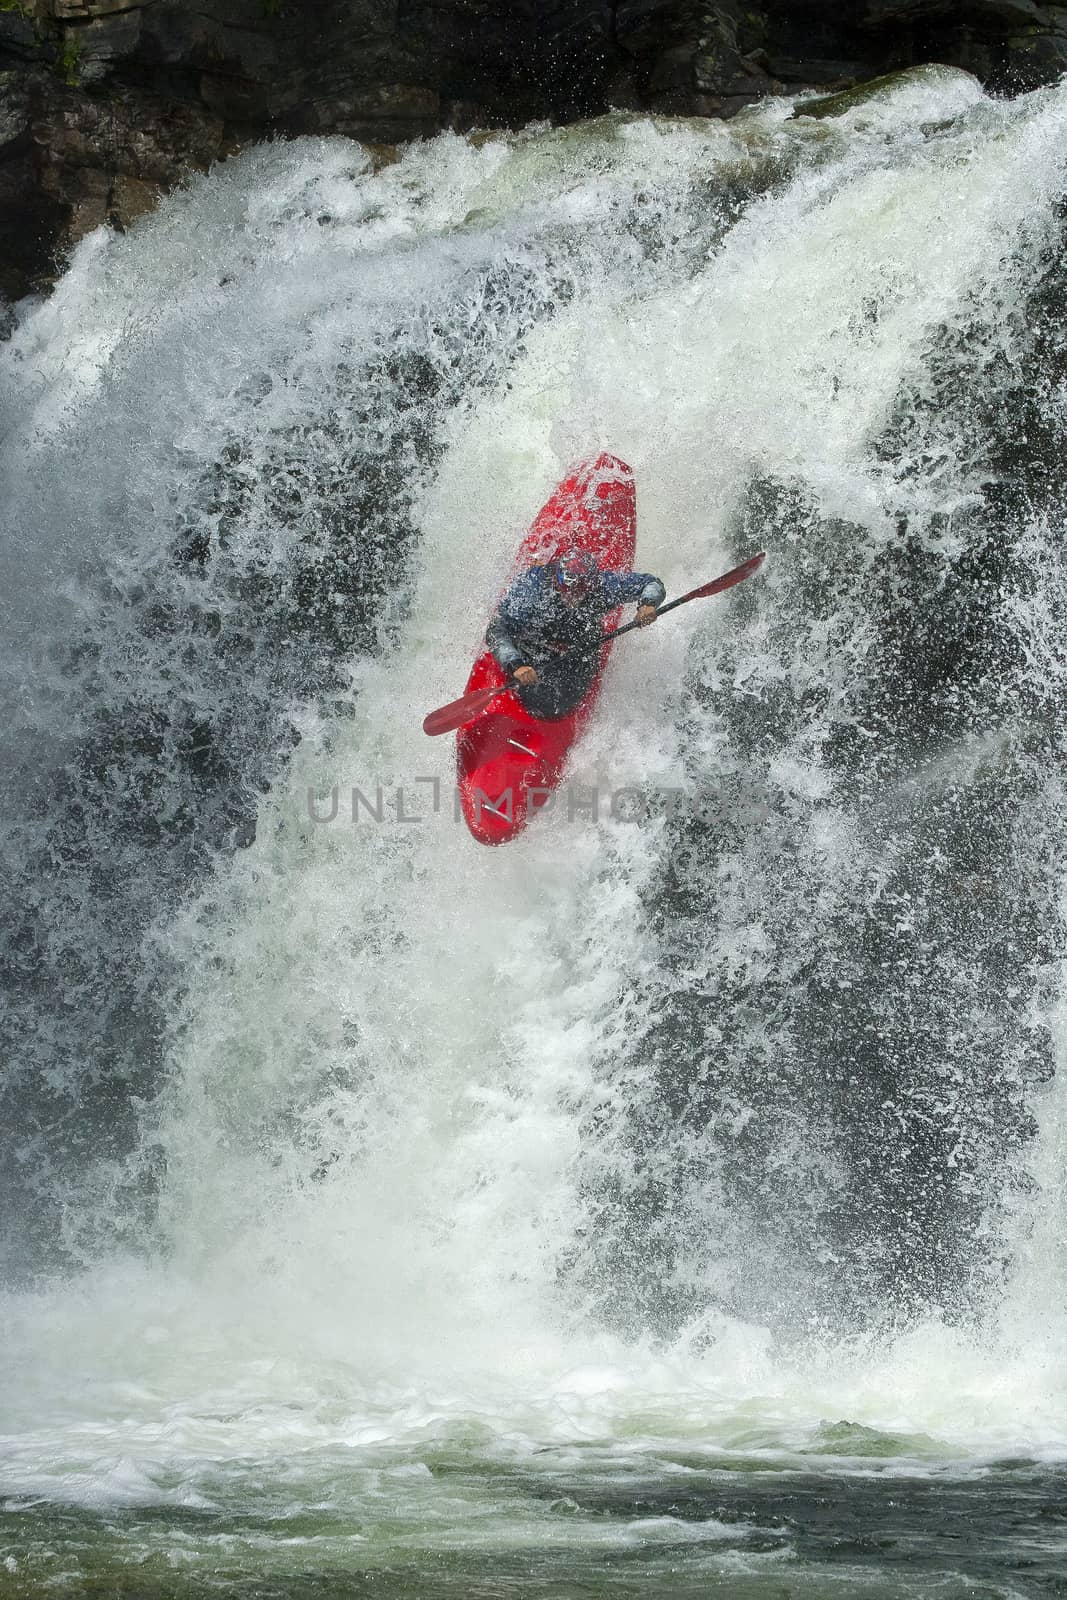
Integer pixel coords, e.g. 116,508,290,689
486,570,542,671
601,570,666,609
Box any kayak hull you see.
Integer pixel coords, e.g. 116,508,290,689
457,452,637,846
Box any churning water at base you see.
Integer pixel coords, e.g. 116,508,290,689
3,66,1067,1596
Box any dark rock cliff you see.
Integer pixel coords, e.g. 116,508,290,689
2,0,1066,298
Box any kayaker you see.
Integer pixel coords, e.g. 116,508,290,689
486,548,666,719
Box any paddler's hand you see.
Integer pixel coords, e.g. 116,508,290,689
636,604,658,627
514,665,538,687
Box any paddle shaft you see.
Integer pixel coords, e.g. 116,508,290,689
578,590,699,658
422,551,766,736
561,551,768,667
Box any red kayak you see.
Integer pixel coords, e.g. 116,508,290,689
457,452,637,846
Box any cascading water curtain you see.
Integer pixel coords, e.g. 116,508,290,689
3,69,1067,1598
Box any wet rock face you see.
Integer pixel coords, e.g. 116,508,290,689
0,67,230,299
2,0,1067,298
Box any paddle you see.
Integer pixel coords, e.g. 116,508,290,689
422,550,767,737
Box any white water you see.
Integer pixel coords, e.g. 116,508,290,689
3,69,1067,1533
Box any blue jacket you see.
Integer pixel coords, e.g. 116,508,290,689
486,563,666,672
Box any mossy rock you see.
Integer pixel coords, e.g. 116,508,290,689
791,63,979,121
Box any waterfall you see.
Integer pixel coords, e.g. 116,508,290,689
3,70,1067,1511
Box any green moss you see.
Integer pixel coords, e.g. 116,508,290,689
261,0,282,14
0,0,31,15
56,33,81,84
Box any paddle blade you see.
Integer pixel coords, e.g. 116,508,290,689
423,682,507,737
674,550,766,607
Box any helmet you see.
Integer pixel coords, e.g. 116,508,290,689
554,548,599,595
